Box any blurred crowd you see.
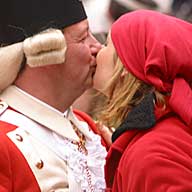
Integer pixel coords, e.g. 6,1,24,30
82,0,191,42
73,0,192,118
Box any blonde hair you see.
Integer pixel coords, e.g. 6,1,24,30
0,29,66,92
98,55,166,129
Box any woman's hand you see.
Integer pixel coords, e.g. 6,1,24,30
95,121,113,147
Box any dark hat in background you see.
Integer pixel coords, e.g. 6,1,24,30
0,0,87,44
114,0,159,10
109,0,161,21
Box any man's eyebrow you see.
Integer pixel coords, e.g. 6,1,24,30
79,26,89,37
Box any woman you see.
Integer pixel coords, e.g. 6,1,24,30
94,10,192,191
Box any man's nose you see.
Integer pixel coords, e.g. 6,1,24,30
90,42,102,57
89,36,102,57
85,32,101,55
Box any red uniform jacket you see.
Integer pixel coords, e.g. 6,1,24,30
0,108,105,192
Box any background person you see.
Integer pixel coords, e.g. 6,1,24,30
0,0,107,191
108,0,160,21
171,0,192,23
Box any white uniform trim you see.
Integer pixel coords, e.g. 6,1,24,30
0,85,90,141
1,110,69,192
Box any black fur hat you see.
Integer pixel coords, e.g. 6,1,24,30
0,0,87,44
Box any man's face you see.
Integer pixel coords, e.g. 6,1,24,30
61,19,101,94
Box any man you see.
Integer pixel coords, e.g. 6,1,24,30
0,0,107,191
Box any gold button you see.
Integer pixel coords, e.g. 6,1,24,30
15,134,23,142
0,103,4,108
36,160,44,169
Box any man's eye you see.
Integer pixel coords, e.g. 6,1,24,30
81,37,86,42
80,34,88,42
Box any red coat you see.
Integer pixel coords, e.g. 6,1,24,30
0,108,105,192
105,107,192,191
0,120,41,192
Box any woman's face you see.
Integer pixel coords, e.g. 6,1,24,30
93,34,116,95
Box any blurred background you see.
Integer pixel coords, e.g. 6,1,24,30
73,0,192,118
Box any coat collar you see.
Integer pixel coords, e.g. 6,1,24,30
112,93,155,142
105,95,173,188
0,85,92,141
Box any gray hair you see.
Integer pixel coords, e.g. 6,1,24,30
0,29,67,92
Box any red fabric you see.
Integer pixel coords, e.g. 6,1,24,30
111,10,192,126
0,108,106,191
0,120,40,192
73,109,109,149
105,106,192,191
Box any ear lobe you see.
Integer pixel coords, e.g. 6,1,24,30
120,69,128,77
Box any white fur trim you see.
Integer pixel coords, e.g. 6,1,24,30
26,47,66,67
0,29,67,92
23,29,67,67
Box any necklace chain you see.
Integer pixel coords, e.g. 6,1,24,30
70,121,88,155
70,121,94,192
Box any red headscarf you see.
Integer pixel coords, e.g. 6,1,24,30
111,10,192,126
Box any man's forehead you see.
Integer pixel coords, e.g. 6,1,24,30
64,19,89,32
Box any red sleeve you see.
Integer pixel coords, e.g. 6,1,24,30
0,120,41,192
0,133,12,191
73,109,109,150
